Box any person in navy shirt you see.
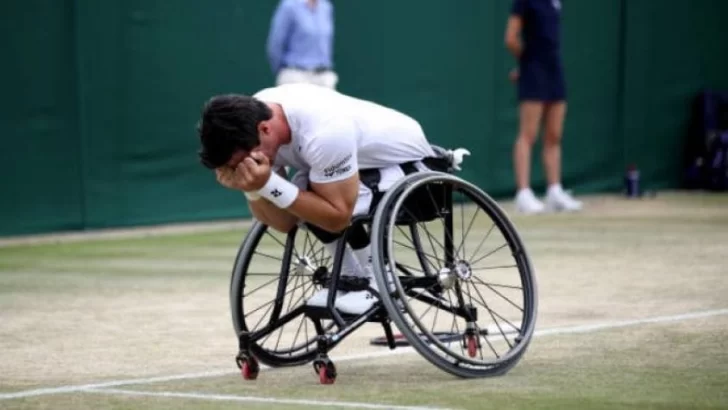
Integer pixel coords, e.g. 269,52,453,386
266,0,338,89
505,0,582,213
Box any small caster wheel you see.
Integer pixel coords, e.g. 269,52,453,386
313,360,336,385
319,362,336,385
466,335,478,358
240,357,259,380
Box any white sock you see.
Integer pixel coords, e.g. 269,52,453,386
352,245,374,278
324,241,362,277
517,187,533,197
547,183,563,196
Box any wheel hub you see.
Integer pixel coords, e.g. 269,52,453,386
454,260,472,280
438,267,456,290
295,257,315,276
438,261,472,290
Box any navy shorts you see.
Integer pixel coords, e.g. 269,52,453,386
518,58,567,102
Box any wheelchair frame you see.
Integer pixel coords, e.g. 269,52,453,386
230,151,538,384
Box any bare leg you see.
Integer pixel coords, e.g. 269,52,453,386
514,101,544,191
542,101,566,187
542,101,582,211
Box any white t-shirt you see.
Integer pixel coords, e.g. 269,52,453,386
253,83,435,184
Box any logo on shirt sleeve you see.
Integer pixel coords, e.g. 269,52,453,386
322,154,353,178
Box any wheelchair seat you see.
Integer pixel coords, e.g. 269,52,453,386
391,144,471,225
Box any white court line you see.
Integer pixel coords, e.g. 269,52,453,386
1,308,727,401
85,388,453,410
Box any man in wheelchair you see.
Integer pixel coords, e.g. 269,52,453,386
197,83,463,315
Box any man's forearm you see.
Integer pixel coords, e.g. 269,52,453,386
249,197,298,233
250,189,347,235
285,191,351,234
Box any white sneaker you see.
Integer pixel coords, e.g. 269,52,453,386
335,288,379,315
305,274,372,311
545,185,583,212
306,288,346,308
515,188,546,214
336,266,398,315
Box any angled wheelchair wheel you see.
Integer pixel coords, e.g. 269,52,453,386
371,172,538,378
230,222,335,367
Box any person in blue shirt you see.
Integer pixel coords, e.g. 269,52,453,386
266,0,338,89
505,0,582,213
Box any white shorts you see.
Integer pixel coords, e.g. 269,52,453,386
276,68,339,90
291,161,431,217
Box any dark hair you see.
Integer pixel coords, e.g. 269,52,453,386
197,94,273,169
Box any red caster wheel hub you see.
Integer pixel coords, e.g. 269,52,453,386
314,360,337,385
466,335,479,358
240,357,259,380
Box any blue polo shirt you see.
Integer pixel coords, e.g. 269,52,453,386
511,0,562,62
266,0,335,74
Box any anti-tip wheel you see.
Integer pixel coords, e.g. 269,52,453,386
241,357,260,380
314,360,336,385
466,335,479,358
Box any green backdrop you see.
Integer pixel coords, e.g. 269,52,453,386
2,0,727,236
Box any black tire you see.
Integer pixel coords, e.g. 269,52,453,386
230,222,334,367
371,173,538,378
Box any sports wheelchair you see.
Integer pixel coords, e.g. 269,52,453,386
229,146,538,384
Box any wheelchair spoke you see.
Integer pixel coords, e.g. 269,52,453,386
290,310,309,356
259,280,315,349
471,264,518,271
396,261,428,275
416,221,446,272
472,276,525,312
455,206,481,262
311,244,329,266
302,230,316,259
315,252,332,268
413,297,438,325
460,196,466,258
430,294,441,334
251,300,276,332
488,309,522,338
482,332,500,359
474,282,523,290
403,276,445,300
466,288,513,348
253,250,286,264
471,318,500,358
245,280,309,318
246,272,288,277
393,239,445,267
284,280,315,318
424,186,460,262
246,272,287,276
264,231,300,261
463,282,496,359
466,283,514,349
283,269,303,314
469,223,497,263
444,289,465,355
470,243,509,266
399,208,447,255
396,226,441,275
273,323,285,352
243,276,283,298
398,211,447,262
